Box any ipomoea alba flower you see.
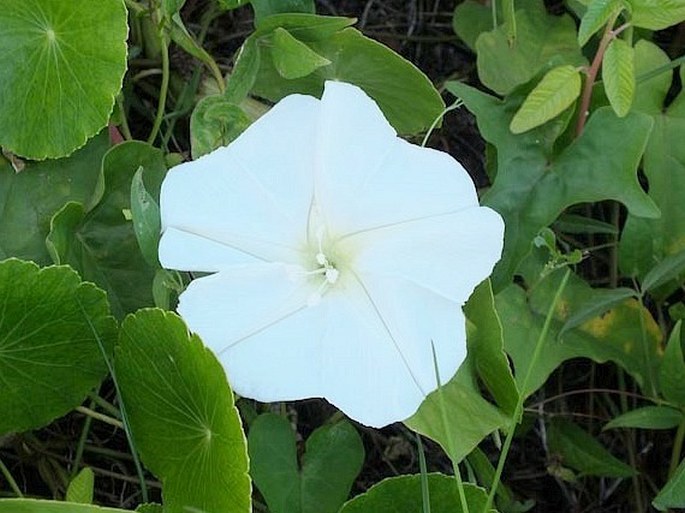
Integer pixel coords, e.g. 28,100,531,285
159,81,504,427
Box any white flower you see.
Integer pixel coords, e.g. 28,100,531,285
159,81,504,427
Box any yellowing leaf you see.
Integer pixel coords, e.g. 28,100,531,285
510,65,581,134
603,38,635,117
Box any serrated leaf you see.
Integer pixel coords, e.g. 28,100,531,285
0,499,128,513
642,248,685,292
449,81,658,289
271,28,330,79
339,474,493,513
547,418,637,478
475,8,585,95
603,406,683,430
248,414,364,513
115,309,251,513
578,0,622,46
654,458,685,510
603,38,635,117
510,65,581,134
660,321,685,405
66,468,95,504
559,287,636,336
626,0,685,30
0,0,127,159
0,259,116,435
190,95,252,159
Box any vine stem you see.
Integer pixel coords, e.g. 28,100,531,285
0,457,23,497
669,415,685,478
574,16,627,137
482,269,571,513
147,35,170,145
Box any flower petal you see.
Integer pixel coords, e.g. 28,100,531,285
316,81,479,236
177,263,327,400
160,93,319,271
341,206,504,304
320,274,465,427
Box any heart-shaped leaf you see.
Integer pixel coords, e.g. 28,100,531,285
248,413,364,513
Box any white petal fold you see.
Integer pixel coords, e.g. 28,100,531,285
341,206,505,304
160,93,320,270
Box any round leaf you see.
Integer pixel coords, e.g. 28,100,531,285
115,309,251,513
0,258,116,435
0,0,128,159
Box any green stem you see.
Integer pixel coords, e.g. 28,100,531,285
77,299,149,503
637,54,685,84
0,456,23,497
491,0,498,28
416,434,432,513
147,36,170,145
76,406,124,429
669,415,685,479
116,95,133,141
72,396,96,478
421,100,463,148
431,344,470,513
482,268,571,513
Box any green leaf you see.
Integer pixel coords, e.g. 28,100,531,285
115,309,251,513
554,213,619,235
660,321,685,405
271,28,331,79
0,132,109,264
190,95,252,159
626,0,685,30
0,499,128,513
547,418,637,478
406,364,510,464
498,269,662,397
0,259,116,435
602,38,635,117
339,474,493,513
449,81,658,289
620,42,685,287
464,279,519,416
251,0,315,25
578,0,623,47
475,8,585,95
510,65,582,134
253,14,356,40
66,467,95,504
252,24,444,135
642,248,685,292
559,287,636,336
0,0,127,159
248,413,364,513
135,505,164,513
654,458,685,510
216,0,249,10
46,142,167,318
603,405,683,430
130,168,161,268
225,38,261,103
162,0,185,18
